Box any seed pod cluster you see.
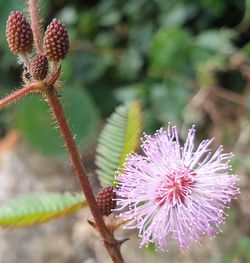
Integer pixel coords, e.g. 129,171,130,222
6,11,33,54
96,186,116,216
43,18,69,62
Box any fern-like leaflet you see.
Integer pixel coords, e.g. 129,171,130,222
95,101,143,187
0,101,143,229
0,193,86,228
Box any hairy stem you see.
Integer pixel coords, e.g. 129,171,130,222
28,0,43,53
0,83,41,109
45,89,124,263
27,1,125,261
20,52,31,72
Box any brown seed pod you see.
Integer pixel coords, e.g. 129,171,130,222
96,186,116,216
43,18,69,62
6,11,33,54
31,53,48,81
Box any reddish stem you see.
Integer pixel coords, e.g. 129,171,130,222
28,0,43,53
45,89,124,263
27,1,125,261
0,83,41,109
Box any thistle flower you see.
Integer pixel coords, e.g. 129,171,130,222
115,124,239,251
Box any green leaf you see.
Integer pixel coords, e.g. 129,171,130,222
195,30,235,54
150,80,191,124
150,27,192,76
116,47,143,81
63,88,99,148
64,52,114,85
0,193,86,228
13,88,99,156
159,3,198,27
95,101,143,187
13,96,63,156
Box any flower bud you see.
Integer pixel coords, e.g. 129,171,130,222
96,186,116,216
31,54,48,81
6,11,33,54
43,18,69,62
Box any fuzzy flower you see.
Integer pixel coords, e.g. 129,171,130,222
115,124,239,251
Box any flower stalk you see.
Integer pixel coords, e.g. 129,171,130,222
26,0,125,262
28,0,43,53
45,88,124,263
1,0,126,262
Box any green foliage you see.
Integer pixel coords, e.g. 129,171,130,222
117,48,143,81
191,30,236,75
150,80,191,124
63,52,114,85
0,193,86,228
95,101,143,187
150,27,192,76
12,88,99,156
224,237,250,263
13,96,62,156
0,0,246,151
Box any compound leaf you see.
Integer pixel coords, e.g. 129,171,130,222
0,192,86,228
95,101,143,187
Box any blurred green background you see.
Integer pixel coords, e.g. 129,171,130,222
0,0,250,262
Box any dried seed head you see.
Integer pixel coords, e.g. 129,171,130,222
31,53,48,81
96,186,116,216
43,18,69,62
6,11,33,54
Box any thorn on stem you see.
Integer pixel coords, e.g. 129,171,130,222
102,237,130,249
117,238,130,247
87,219,98,230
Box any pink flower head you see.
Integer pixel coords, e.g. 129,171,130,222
115,124,239,251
